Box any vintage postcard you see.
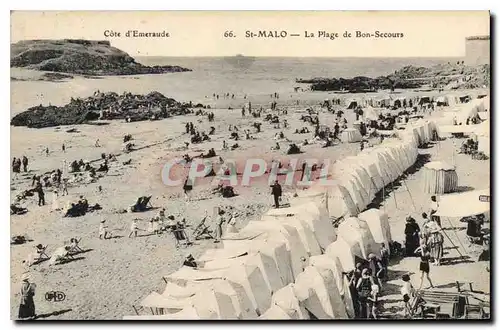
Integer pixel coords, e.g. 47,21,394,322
10,11,490,320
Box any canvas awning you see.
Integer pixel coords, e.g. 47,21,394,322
434,188,490,217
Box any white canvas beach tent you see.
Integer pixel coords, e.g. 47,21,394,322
123,306,202,320
323,182,359,219
308,255,345,296
222,229,295,286
189,284,239,319
325,236,362,271
340,128,362,143
357,208,392,249
139,291,194,312
346,99,360,109
477,135,490,157
202,251,285,295
236,220,310,279
337,217,380,259
262,214,322,256
433,188,490,218
258,304,293,320
293,266,348,319
267,200,336,251
363,106,381,121
269,284,309,319
224,263,272,316
354,153,385,192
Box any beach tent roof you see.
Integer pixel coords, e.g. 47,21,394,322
198,245,250,262
308,255,345,296
140,291,193,310
258,305,292,319
262,214,321,256
240,220,309,279
337,217,380,259
293,266,347,319
224,264,271,315
165,266,227,282
434,188,490,218
192,285,239,319
123,306,202,320
271,284,309,319
357,208,392,247
424,161,455,171
325,236,362,271
268,200,336,250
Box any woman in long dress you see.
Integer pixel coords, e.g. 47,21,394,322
18,273,36,320
428,230,444,265
51,190,60,211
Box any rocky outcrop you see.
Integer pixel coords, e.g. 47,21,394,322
11,39,191,75
297,63,490,92
10,91,200,128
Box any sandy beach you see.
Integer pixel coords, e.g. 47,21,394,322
10,59,490,320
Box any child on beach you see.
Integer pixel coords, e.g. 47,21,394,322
129,219,139,238
99,220,110,239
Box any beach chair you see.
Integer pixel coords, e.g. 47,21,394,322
192,217,214,240
35,245,50,262
172,228,191,249
68,238,84,255
130,196,153,212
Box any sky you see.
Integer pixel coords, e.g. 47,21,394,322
11,11,490,57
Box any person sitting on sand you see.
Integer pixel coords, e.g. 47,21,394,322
69,238,83,254
183,254,197,268
99,220,110,239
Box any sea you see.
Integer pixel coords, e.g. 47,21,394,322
11,57,458,115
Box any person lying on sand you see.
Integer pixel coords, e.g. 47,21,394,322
49,246,73,266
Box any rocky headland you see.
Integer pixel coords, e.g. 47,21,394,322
11,39,191,76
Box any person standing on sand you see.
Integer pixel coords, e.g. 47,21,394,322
271,180,282,208
36,182,45,206
45,147,49,157
99,220,110,239
214,210,225,243
401,274,415,317
62,144,66,153
95,139,101,147
18,273,36,320
183,177,193,201
128,219,139,238
414,247,434,290
404,216,420,256
51,190,60,212
429,196,441,227
61,178,69,196
22,156,29,172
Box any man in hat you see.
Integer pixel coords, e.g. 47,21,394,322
18,273,36,320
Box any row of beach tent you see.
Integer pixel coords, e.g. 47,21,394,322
123,119,436,320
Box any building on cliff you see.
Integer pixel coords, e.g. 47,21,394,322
465,35,490,65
